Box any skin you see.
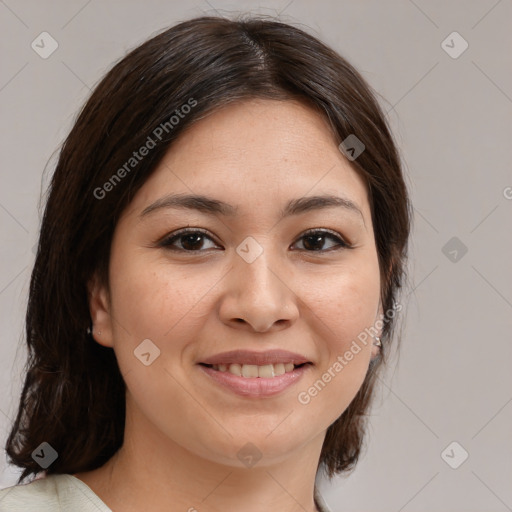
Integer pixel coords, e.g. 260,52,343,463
74,98,383,512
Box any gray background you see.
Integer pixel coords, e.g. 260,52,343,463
1,1,511,511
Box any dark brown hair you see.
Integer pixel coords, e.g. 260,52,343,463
5,13,412,484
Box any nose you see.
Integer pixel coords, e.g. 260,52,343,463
218,246,299,333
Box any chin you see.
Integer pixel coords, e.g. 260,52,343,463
197,426,312,467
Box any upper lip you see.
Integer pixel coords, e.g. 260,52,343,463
199,349,312,366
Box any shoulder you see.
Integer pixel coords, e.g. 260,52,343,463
314,485,333,512
0,474,60,511
0,473,111,512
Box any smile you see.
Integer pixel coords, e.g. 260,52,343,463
197,362,312,398
205,362,303,378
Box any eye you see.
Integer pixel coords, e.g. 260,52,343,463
158,227,351,253
291,229,351,252
158,228,219,252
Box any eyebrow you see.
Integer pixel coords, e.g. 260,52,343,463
139,193,365,225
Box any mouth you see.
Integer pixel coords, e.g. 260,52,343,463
197,361,312,398
197,349,313,397
198,361,311,378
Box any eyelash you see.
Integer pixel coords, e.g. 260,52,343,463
157,227,352,253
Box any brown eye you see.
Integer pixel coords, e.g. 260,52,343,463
158,228,351,253
292,229,350,252
159,229,218,252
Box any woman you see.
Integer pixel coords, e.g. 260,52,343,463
0,13,411,512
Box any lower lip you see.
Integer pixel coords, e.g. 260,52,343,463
197,364,311,398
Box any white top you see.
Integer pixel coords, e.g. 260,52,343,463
0,474,111,511
0,473,332,511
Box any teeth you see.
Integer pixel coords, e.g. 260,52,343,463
258,364,275,378
241,364,259,378
228,363,242,376
274,363,285,376
213,362,300,378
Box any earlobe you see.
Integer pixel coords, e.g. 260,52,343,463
371,303,384,360
87,272,114,348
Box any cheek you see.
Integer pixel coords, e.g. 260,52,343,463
108,253,220,358
329,282,379,350
106,258,217,434
310,259,380,350
297,261,379,419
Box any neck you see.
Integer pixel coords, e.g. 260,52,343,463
78,405,326,512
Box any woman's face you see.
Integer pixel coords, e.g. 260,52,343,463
90,98,382,467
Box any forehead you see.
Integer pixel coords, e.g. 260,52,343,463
124,98,370,221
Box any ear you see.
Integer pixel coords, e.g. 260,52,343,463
371,302,384,360
87,272,114,348
371,338,382,360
